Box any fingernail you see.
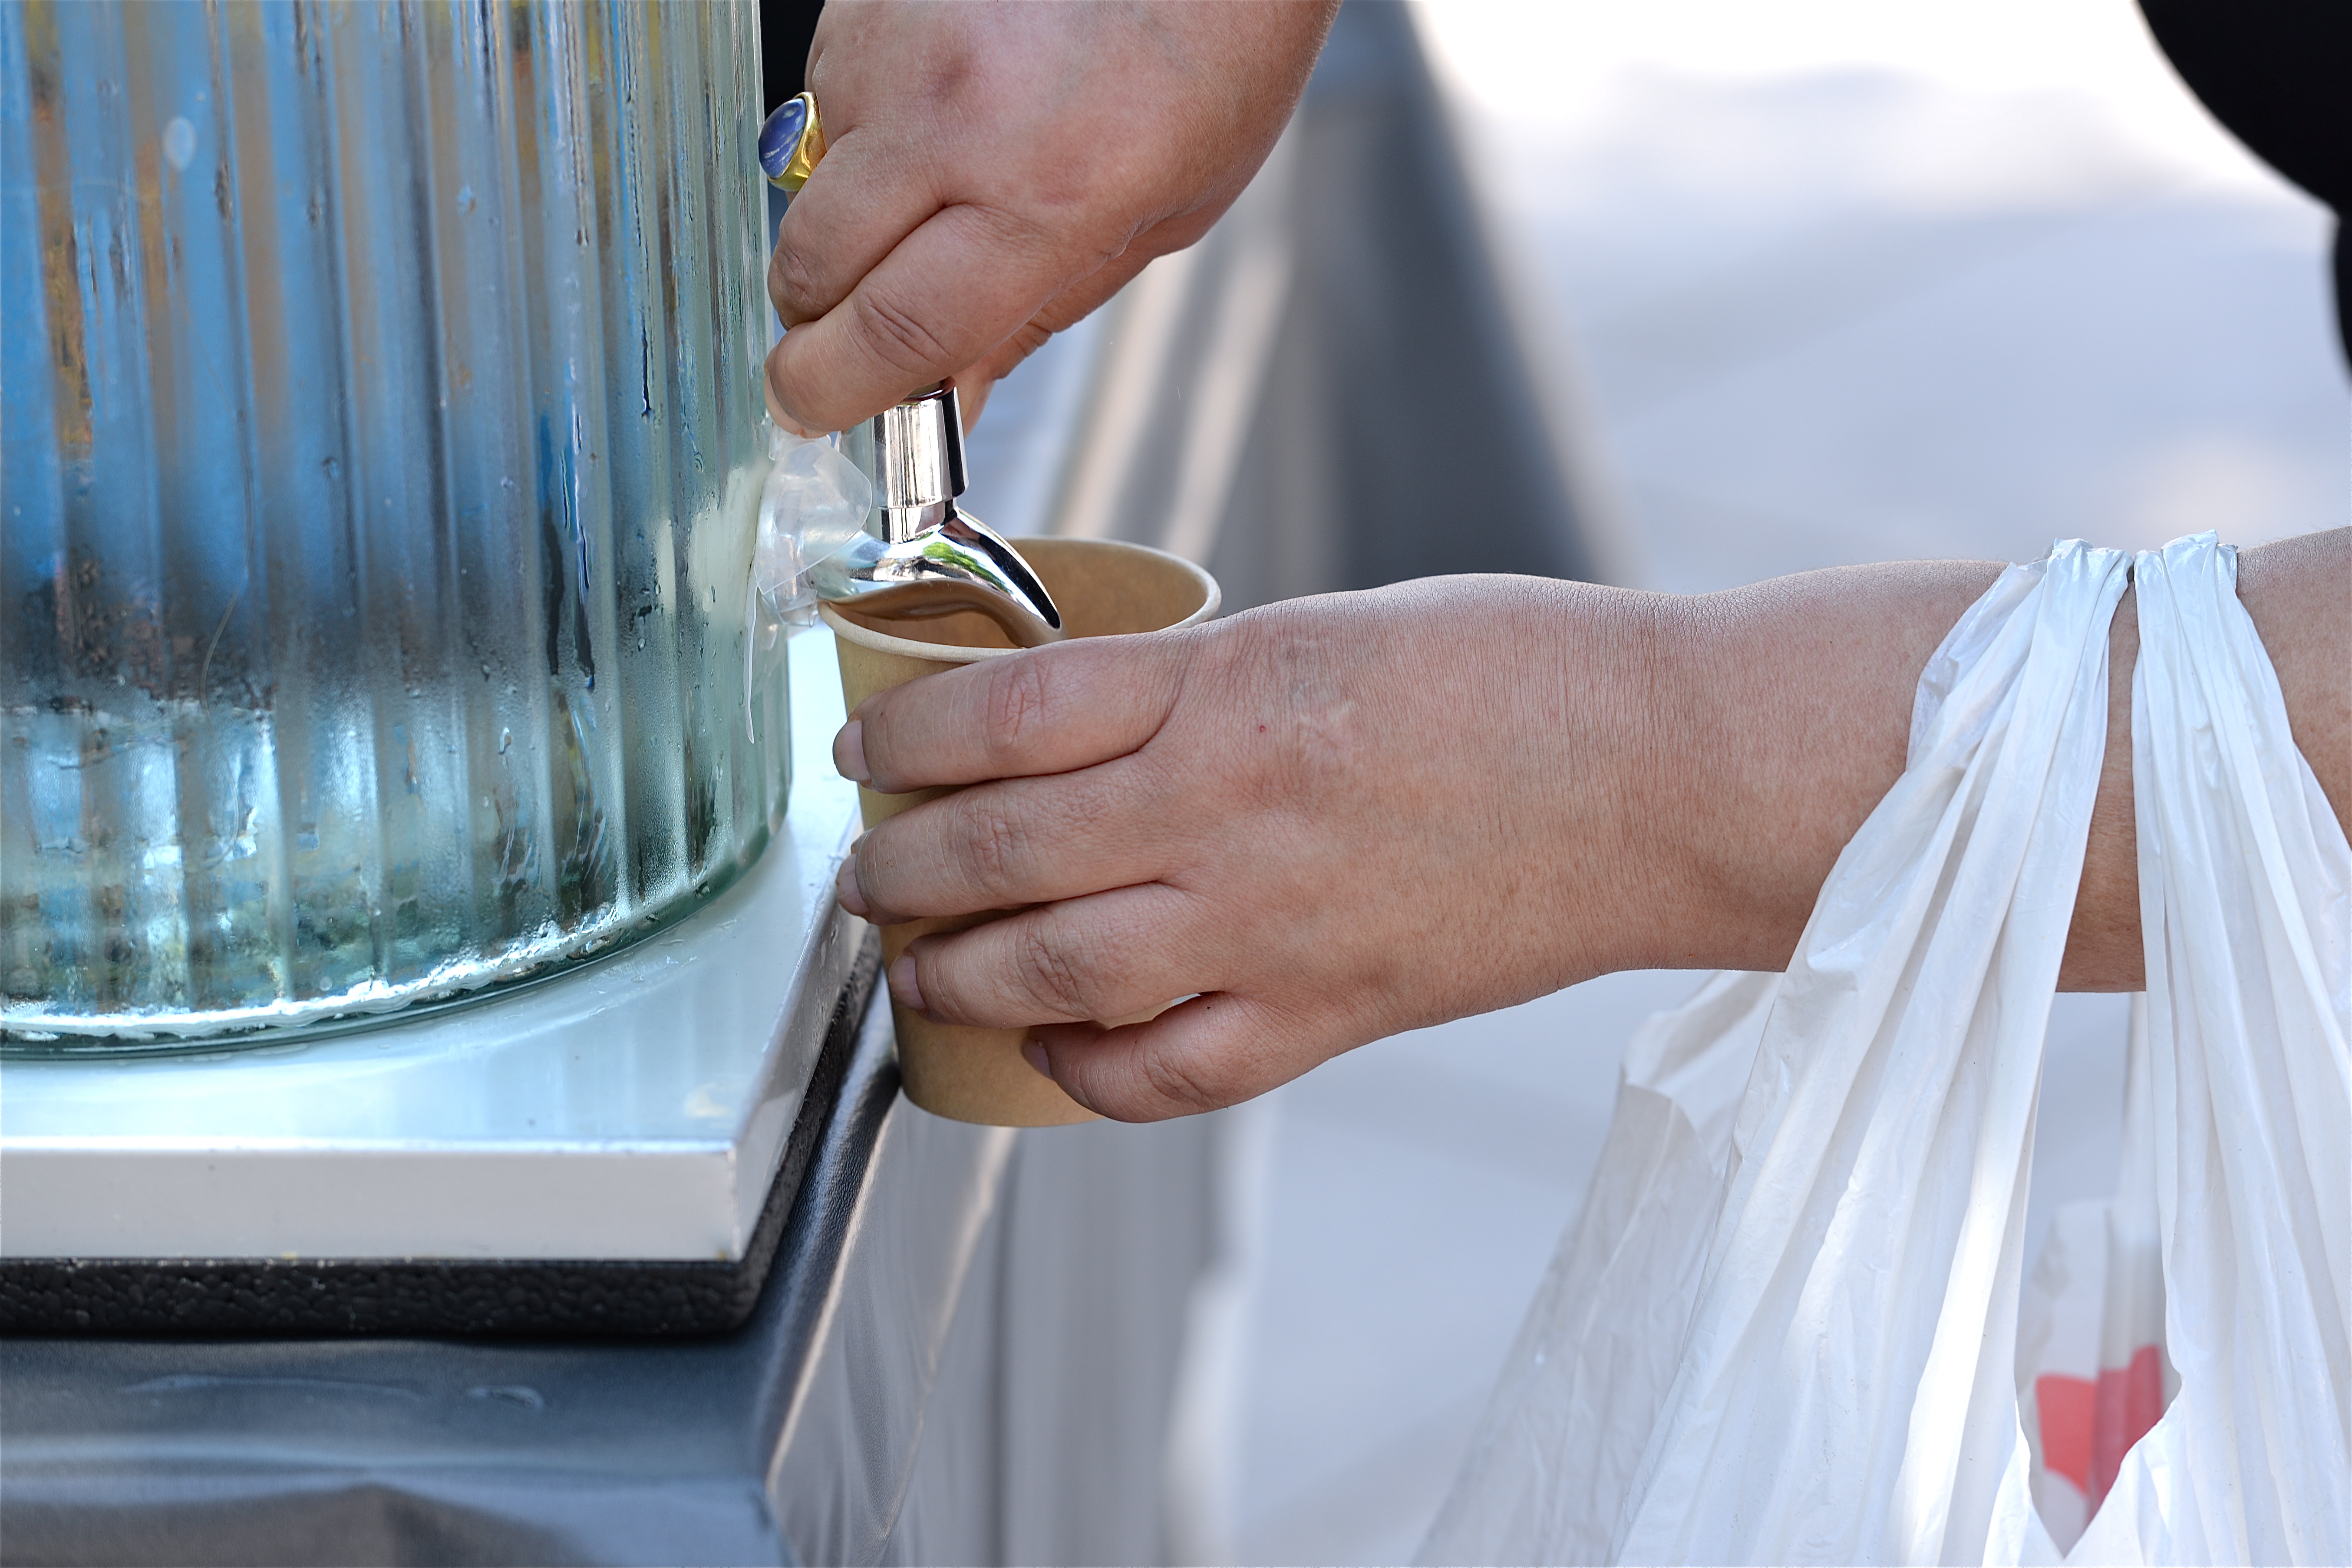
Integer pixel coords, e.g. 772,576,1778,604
889,954,925,1014
1020,1040,1051,1078
834,720,870,784
833,852,868,917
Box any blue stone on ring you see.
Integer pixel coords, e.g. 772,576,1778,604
759,97,808,186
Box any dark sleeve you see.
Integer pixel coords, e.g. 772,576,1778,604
762,0,825,111
2138,0,2349,366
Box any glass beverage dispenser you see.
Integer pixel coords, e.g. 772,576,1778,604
1,2,786,1048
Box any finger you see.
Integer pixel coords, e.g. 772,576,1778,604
894,883,1207,1031
766,201,1112,434
1027,993,1314,1122
846,758,1166,921
765,128,940,329
846,632,1192,795
950,368,1000,431
763,374,818,439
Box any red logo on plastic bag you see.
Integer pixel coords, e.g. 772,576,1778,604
2035,1343,2166,1507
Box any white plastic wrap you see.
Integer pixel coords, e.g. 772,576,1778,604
1422,533,2349,1565
754,423,874,627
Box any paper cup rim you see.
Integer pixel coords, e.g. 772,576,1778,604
816,537,1220,664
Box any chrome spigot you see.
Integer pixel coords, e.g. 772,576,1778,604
807,384,1065,647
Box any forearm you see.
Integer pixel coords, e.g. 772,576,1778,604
831,531,2343,1120
1643,529,2349,988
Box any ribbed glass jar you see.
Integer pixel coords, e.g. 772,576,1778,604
0,1,786,1050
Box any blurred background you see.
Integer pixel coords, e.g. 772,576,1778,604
1173,3,2344,1563
6,4,2336,1561
772,2,2342,1560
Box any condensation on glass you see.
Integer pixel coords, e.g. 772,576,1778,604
0,3,785,1049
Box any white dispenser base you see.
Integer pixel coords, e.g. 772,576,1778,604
1,631,864,1270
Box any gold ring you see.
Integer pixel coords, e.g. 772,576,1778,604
759,91,827,194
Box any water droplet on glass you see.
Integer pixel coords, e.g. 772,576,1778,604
162,117,196,172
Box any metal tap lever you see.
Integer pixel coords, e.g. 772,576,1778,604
808,384,1065,647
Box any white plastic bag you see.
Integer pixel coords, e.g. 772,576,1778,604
2074,532,2350,1565
1422,968,1780,1565
2014,997,2174,1555
1422,533,2349,1565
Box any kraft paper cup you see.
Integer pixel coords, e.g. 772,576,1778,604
819,537,1220,1127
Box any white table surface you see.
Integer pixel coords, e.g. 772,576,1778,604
0,629,866,1262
